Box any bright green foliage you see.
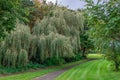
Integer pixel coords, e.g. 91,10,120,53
87,54,103,59
83,0,120,70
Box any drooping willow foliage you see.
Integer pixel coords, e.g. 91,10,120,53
0,7,84,67
33,8,84,60
0,23,31,67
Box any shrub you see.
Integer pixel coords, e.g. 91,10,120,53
44,57,66,66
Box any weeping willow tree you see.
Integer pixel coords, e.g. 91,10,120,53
0,23,31,67
0,7,84,67
32,7,84,62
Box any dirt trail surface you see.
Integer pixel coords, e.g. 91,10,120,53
33,59,95,80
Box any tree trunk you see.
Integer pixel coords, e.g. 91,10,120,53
115,61,119,71
111,42,119,71
82,47,87,58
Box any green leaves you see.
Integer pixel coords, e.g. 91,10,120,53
0,0,28,39
83,0,120,70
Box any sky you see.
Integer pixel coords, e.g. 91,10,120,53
46,0,87,10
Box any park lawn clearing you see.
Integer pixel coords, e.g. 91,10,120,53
56,59,120,80
0,60,87,80
87,53,103,59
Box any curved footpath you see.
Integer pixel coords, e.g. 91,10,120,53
33,59,95,80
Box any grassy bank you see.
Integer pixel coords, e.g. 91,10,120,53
56,59,120,80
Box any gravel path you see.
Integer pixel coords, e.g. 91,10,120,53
33,59,95,80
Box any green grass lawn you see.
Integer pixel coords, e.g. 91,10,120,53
87,53,103,59
56,59,120,80
0,60,87,80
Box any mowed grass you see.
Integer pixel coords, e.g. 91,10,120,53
56,59,120,80
0,60,87,80
87,53,104,59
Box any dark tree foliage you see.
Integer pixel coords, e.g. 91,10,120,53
80,33,94,58
0,0,28,39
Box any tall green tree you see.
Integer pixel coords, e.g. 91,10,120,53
82,0,120,70
79,9,94,58
0,0,28,39
80,33,94,58
21,0,53,33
